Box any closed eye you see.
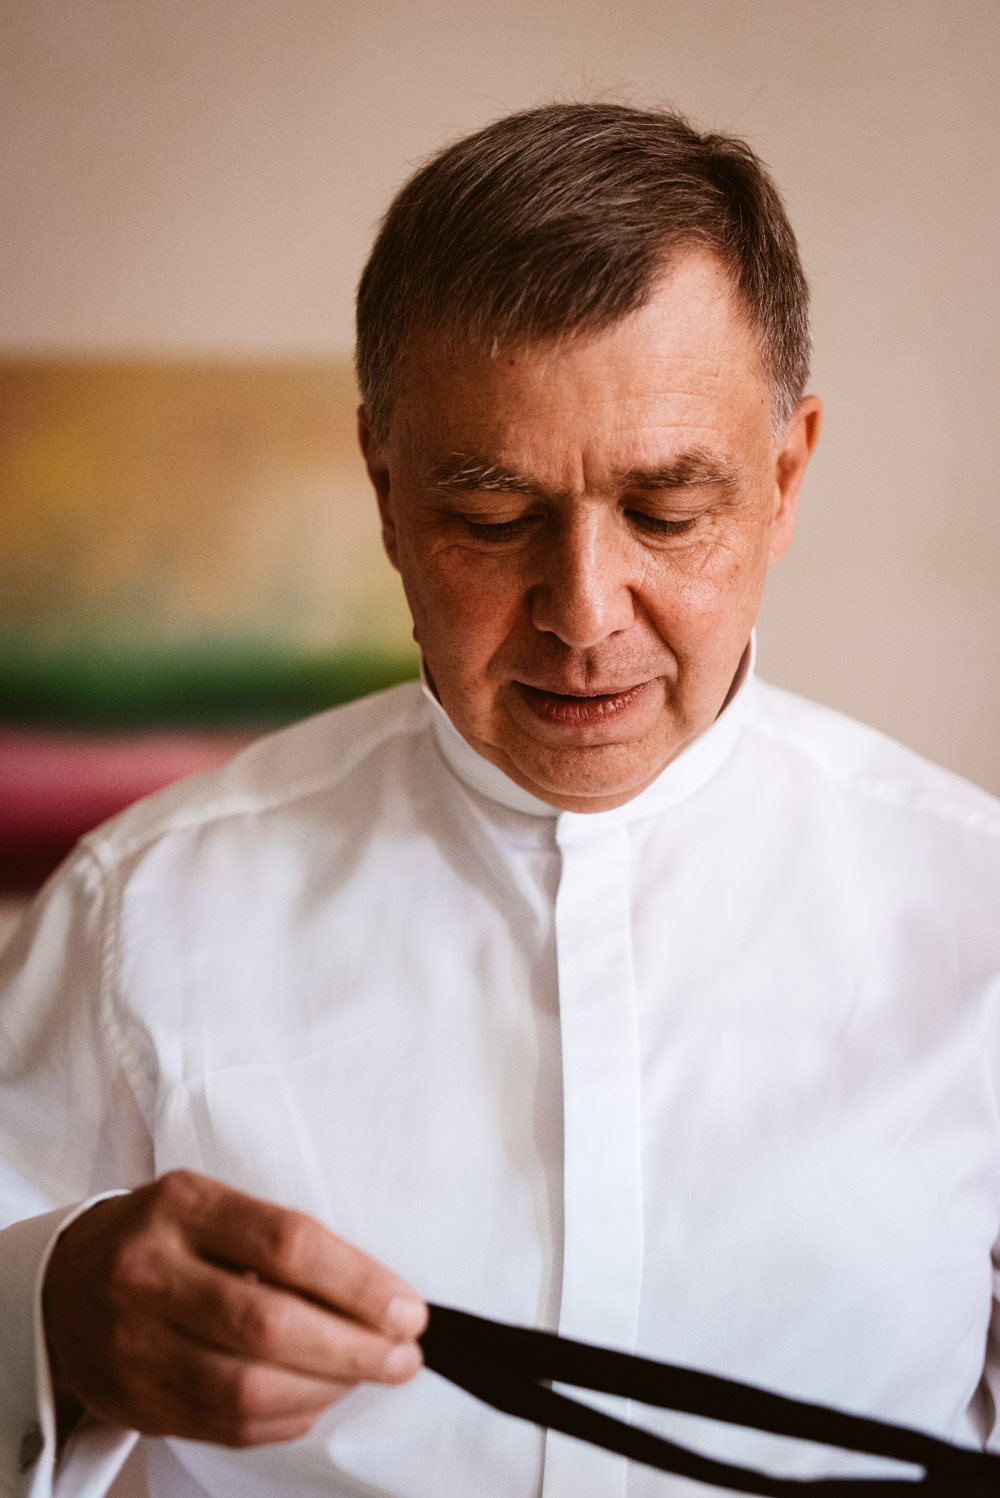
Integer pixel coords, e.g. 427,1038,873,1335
463,516,538,541
625,511,699,536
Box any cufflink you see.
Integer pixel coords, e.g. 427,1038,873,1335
18,1421,43,1473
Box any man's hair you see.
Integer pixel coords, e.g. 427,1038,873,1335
355,102,810,440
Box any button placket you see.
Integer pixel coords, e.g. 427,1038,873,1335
542,818,644,1498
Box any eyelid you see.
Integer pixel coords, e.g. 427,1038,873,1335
459,504,536,520
456,496,543,522
463,514,537,539
624,508,699,535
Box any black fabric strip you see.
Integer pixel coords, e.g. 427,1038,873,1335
420,1305,1000,1495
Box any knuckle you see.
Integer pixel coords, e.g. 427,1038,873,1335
227,1362,269,1421
236,1295,286,1358
339,1336,384,1383
351,1259,384,1308
152,1169,202,1216
336,1252,385,1321
268,1212,313,1277
108,1239,157,1298
106,1318,142,1370
210,1407,254,1448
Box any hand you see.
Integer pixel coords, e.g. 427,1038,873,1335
42,1170,428,1447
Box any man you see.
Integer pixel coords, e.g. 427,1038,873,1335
1,102,999,1498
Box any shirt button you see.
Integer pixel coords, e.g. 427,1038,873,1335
18,1421,43,1472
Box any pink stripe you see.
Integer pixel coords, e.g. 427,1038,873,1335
0,729,250,843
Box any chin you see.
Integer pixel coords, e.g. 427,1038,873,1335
507,738,670,807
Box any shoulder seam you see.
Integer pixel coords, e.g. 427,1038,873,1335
82,697,429,871
744,708,1000,841
76,846,157,1129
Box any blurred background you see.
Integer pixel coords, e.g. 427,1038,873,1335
2,0,998,919
0,4,997,1490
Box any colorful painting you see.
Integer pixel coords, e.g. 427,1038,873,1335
0,361,419,886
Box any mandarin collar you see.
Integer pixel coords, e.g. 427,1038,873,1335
423,637,755,833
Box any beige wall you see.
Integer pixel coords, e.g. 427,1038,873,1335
2,0,998,790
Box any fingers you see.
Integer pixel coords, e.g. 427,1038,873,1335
111,1322,353,1446
166,1172,427,1338
166,1257,423,1386
42,1170,428,1448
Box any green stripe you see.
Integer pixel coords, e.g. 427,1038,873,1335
0,645,420,730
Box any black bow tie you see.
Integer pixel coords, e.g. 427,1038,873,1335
420,1304,1000,1495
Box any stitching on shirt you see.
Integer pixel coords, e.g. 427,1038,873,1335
84,844,177,1128
745,687,1000,842
80,691,430,873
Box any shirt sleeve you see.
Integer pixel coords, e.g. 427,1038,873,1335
0,850,154,1497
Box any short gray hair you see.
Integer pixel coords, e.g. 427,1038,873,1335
356,102,811,439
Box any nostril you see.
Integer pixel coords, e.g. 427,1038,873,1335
528,578,635,650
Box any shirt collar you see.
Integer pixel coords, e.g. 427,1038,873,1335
422,636,755,832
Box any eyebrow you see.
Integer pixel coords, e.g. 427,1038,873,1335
426,450,738,494
427,455,539,493
619,454,739,490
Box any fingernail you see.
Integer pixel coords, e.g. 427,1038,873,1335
386,1294,428,1337
383,1341,423,1380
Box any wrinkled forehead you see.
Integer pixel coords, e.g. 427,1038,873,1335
388,253,774,479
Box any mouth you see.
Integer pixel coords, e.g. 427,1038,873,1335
513,679,655,726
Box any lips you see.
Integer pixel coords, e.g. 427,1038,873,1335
514,680,654,726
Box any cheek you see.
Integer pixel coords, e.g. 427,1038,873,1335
641,532,769,646
408,549,523,663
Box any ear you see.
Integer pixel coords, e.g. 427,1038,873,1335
357,405,400,571
767,395,822,563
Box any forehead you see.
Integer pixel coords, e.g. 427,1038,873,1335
390,252,773,480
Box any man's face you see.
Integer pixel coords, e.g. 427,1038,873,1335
360,251,821,812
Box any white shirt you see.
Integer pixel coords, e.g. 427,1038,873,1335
2,660,1000,1498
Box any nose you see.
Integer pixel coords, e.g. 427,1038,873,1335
529,509,635,649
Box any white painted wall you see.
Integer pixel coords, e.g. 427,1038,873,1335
3,0,998,789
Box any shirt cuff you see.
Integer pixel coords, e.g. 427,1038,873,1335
0,1194,138,1498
